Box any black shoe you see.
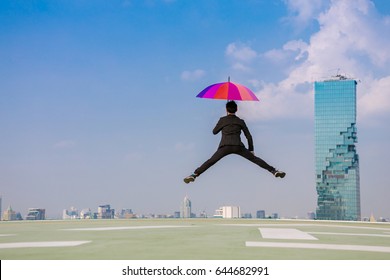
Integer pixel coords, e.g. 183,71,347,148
273,170,286,178
184,174,196,184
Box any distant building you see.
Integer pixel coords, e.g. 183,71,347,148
26,208,45,220
315,76,361,221
2,206,17,221
63,207,79,219
242,213,252,219
0,195,2,221
97,205,114,219
256,210,266,219
80,208,93,219
214,208,223,218
156,214,167,219
181,196,191,218
199,210,207,218
118,209,135,219
214,206,240,218
271,213,279,219
174,211,181,218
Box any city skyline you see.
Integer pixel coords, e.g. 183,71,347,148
1,0,390,219
2,194,388,221
0,193,310,220
1,196,283,220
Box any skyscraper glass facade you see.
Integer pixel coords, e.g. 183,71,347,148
314,78,361,221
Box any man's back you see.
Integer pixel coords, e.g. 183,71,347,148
213,114,254,150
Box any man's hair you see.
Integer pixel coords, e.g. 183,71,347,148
226,100,238,113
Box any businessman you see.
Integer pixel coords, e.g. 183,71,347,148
184,100,285,183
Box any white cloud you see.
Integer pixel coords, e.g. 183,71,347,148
358,76,390,118
231,62,252,72
225,43,259,75
314,0,390,68
237,0,390,121
264,39,309,63
225,43,258,62
284,0,328,25
180,69,205,81
283,40,309,61
263,48,288,62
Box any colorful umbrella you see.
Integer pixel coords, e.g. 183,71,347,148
196,77,259,101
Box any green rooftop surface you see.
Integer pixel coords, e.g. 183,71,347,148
1,219,390,260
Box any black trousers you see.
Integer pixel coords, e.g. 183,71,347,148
194,145,275,176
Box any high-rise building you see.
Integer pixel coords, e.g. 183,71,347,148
181,196,191,218
314,76,361,221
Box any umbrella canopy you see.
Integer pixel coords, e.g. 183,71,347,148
196,79,259,101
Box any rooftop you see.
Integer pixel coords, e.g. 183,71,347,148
0,219,389,260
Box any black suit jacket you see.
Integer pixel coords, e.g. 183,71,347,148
213,114,254,151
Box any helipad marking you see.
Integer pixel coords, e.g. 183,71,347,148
259,228,318,240
308,232,390,238
0,241,91,249
63,225,193,231
221,223,390,231
246,241,390,253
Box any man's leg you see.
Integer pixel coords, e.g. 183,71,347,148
194,146,232,176
237,147,285,178
184,147,232,183
236,147,275,173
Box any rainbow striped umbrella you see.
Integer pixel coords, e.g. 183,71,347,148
196,78,259,101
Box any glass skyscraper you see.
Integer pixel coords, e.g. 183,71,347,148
314,77,361,221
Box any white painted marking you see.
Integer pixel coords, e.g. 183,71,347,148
0,234,16,237
0,241,91,249
63,225,193,231
308,232,390,238
259,228,318,240
246,241,390,253
221,223,390,231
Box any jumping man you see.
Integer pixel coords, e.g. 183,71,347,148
184,100,285,183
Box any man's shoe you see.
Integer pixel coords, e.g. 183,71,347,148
184,174,196,184
273,170,286,178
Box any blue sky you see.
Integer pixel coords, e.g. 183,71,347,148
1,0,390,219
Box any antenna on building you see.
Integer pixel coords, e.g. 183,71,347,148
333,68,347,80
326,68,355,81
